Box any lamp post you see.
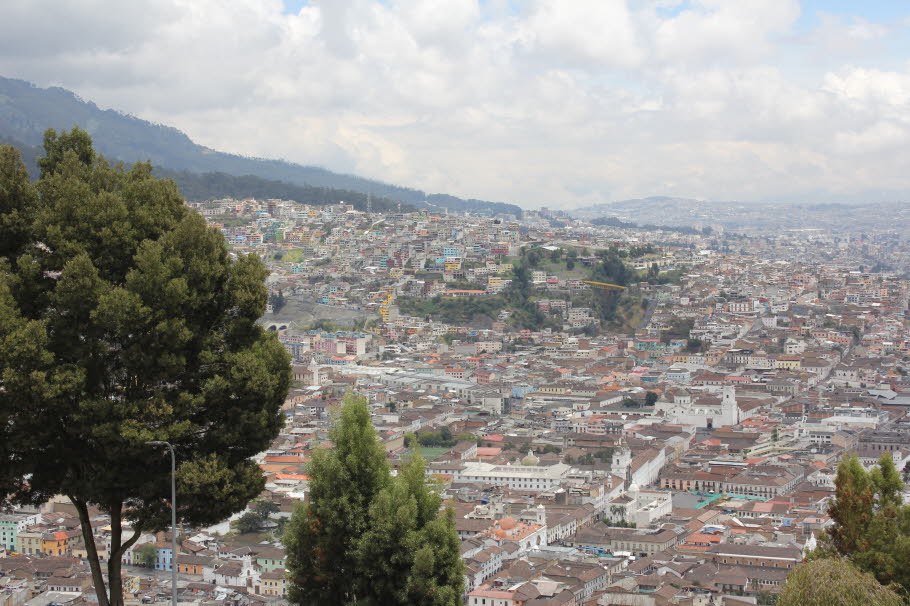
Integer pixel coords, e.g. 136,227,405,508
146,441,177,606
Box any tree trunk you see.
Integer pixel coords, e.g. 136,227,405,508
70,497,110,606
106,504,143,606
108,506,123,606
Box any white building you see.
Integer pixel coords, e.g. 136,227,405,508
653,386,741,429
606,484,673,527
454,461,573,491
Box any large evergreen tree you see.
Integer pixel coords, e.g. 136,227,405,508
284,393,464,605
355,455,464,605
0,129,290,606
819,453,910,594
826,454,876,555
284,392,391,604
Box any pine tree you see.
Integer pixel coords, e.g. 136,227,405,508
354,474,420,603
404,508,465,605
0,146,37,259
821,453,910,594
0,130,291,606
284,392,391,605
284,394,464,605
826,454,875,555
356,456,464,605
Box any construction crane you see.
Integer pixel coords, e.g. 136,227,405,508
378,287,395,322
583,280,627,291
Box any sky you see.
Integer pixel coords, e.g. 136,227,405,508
2,0,910,209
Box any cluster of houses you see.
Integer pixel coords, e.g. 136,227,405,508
3,200,910,605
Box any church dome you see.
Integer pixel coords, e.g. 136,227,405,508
522,450,540,466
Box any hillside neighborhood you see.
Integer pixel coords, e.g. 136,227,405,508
3,196,909,606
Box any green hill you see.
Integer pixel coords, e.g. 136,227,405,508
155,169,408,213
0,76,522,216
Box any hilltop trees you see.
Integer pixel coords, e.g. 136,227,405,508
0,129,290,606
815,453,910,594
504,258,548,330
284,393,464,605
587,250,632,325
269,289,286,313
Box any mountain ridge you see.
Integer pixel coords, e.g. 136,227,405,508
576,196,706,212
0,75,521,216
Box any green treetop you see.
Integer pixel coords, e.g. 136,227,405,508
778,558,906,606
0,129,290,606
135,543,158,569
284,392,392,604
818,453,910,594
284,392,463,605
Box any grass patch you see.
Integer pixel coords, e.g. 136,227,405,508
415,446,450,461
282,249,308,263
537,260,589,280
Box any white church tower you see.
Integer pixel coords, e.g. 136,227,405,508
720,385,740,426
612,439,633,481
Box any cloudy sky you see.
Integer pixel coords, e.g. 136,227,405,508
2,0,910,208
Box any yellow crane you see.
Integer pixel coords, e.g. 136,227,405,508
378,287,395,322
583,280,627,291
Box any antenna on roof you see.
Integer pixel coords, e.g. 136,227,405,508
367,191,372,214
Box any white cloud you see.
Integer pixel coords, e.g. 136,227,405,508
807,12,891,62
822,65,910,110
0,0,908,207
652,0,801,66
516,0,645,69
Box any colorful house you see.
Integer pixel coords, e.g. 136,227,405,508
41,531,70,556
259,570,288,597
255,549,286,573
0,516,20,551
17,530,42,555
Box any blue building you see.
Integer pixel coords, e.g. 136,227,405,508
155,543,173,571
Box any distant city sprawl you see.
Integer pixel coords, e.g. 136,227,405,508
3,173,910,604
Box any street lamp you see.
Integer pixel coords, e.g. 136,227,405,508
146,441,177,606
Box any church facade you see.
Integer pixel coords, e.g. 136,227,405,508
653,386,740,428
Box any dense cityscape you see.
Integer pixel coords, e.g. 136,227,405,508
4,185,909,605
4,1,910,605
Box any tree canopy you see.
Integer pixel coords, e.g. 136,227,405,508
134,544,158,569
817,453,910,594
284,392,463,605
778,558,906,606
0,129,290,606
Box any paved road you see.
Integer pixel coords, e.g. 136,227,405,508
122,564,201,586
636,297,658,330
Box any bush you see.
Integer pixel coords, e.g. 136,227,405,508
235,512,264,534
778,559,905,606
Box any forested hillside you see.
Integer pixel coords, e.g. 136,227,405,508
0,76,521,216
155,169,409,211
